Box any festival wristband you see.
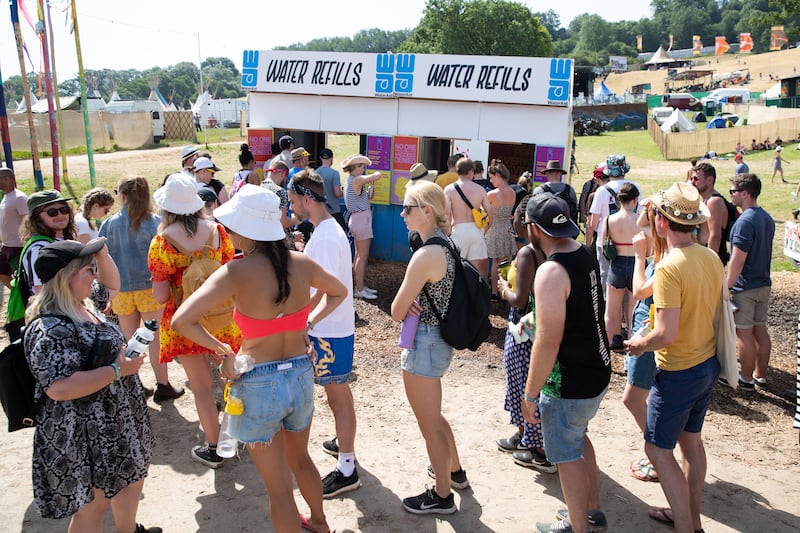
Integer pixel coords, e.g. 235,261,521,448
306,320,314,331
110,362,121,381
215,343,233,358
524,393,539,403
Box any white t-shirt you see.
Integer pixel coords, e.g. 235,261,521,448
305,217,354,338
0,189,28,246
74,212,99,241
588,178,640,245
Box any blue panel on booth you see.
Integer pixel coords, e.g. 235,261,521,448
369,205,412,262
391,208,413,262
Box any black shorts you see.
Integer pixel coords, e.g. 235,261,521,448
0,245,23,276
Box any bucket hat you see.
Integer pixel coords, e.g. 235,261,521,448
213,184,284,241
154,173,205,215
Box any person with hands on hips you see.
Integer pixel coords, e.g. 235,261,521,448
24,238,158,533
171,184,346,533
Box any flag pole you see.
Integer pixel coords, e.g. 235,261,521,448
0,64,14,169
45,0,72,191
36,0,60,190
70,0,95,186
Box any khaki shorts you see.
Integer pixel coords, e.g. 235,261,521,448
731,286,771,329
111,288,165,316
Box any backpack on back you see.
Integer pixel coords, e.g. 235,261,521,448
164,225,234,333
539,182,579,224
578,179,599,224
5,235,54,341
603,184,620,216
422,236,491,351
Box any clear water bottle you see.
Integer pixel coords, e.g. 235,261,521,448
124,320,158,358
233,354,256,374
217,382,244,458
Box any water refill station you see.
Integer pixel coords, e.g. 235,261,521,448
243,50,574,261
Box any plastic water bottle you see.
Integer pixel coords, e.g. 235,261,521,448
398,312,420,349
217,412,238,458
233,354,256,374
124,320,158,358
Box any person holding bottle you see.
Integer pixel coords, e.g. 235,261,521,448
172,185,346,533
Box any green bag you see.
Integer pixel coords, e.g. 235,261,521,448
5,236,54,339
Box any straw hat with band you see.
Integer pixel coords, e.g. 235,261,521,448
649,182,709,226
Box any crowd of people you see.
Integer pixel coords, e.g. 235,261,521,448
0,140,784,532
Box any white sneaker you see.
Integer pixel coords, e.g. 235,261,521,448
363,286,378,295
354,288,378,300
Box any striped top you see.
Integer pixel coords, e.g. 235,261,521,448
345,174,371,213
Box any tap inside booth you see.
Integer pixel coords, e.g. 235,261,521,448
243,50,574,262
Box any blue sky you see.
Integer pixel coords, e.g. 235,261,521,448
0,0,653,83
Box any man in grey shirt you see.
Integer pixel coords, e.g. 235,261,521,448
316,148,346,231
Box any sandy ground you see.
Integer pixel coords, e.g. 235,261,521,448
1,349,799,532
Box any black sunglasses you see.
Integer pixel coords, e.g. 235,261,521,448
44,205,71,217
402,204,418,214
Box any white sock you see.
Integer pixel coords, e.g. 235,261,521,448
739,373,754,384
338,452,356,477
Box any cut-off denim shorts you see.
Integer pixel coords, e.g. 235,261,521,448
227,354,314,444
539,387,607,464
401,323,452,378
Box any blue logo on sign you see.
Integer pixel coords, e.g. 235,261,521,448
547,58,571,103
242,50,259,89
375,53,415,95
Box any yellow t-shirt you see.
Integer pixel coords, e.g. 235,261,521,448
652,243,722,371
435,171,458,189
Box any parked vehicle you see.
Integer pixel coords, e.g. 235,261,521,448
661,93,703,111
104,99,166,143
701,88,751,106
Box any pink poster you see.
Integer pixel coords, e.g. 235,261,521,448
534,146,566,183
366,135,392,171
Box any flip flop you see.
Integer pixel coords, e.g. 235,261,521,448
300,514,335,533
648,507,674,527
631,457,659,482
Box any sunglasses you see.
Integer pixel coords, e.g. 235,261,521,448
43,205,71,217
729,189,741,195
402,204,418,215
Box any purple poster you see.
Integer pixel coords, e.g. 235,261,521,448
534,146,566,183
366,135,392,171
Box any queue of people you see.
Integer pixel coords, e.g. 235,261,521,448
2,144,781,533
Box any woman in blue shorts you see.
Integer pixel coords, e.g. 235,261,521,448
172,185,347,533
391,181,465,515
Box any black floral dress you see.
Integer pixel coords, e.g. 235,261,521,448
24,314,154,519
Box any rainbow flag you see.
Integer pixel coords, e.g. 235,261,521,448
739,33,753,53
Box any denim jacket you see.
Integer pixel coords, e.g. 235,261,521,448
98,208,160,292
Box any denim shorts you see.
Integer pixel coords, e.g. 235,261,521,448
731,286,771,328
608,255,635,290
625,351,656,390
227,355,314,444
401,323,452,378
311,335,355,385
539,387,607,464
645,355,719,450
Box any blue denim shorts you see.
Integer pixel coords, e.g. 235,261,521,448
539,388,607,464
645,355,720,450
401,323,452,378
625,351,656,389
608,255,635,290
227,355,315,444
311,335,355,385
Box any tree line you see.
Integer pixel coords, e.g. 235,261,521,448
3,0,799,109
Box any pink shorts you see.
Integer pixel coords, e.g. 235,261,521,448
348,209,373,240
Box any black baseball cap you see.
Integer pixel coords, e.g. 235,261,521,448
526,192,580,238
319,148,333,159
279,135,294,149
35,238,105,283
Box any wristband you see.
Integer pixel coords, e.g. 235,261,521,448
110,362,121,381
215,343,233,358
306,320,314,331
524,393,539,403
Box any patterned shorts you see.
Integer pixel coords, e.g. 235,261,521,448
111,288,164,316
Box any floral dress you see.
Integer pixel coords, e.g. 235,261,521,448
25,314,154,519
147,224,241,362
486,204,516,259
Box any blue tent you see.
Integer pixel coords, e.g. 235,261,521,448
593,82,621,103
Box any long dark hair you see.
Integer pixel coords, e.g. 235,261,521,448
254,240,291,303
238,143,255,168
117,177,152,232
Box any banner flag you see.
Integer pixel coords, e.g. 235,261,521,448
636,35,642,52
739,33,753,53
770,26,788,51
715,36,730,55
693,35,703,55
668,34,674,51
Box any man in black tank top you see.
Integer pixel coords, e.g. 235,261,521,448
520,192,611,533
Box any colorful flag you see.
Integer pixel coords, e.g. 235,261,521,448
668,34,674,52
739,33,753,53
637,34,643,52
770,26,788,51
693,35,703,55
715,36,730,55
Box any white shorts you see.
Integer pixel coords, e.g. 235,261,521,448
451,222,488,261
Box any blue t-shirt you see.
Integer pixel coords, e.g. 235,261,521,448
729,206,774,292
316,165,342,214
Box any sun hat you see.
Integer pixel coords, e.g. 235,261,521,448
35,238,105,283
525,192,580,239
180,145,199,161
649,182,710,226
341,155,372,169
291,147,310,161
543,160,567,174
213,184,284,241
319,148,333,159
409,163,438,181
192,156,220,172
154,173,205,215
28,190,72,213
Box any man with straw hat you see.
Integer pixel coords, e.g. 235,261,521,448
625,182,723,533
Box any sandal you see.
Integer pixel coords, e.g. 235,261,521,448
631,457,659,482
300,514,334,533
648,507,674,526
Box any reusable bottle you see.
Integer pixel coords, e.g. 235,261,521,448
124,320,158,358
398,312,420,349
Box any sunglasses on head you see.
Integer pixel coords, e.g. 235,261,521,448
43,205,70,217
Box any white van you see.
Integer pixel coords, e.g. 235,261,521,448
104,99,166,143
701,88,751,106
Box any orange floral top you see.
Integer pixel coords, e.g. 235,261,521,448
147,224,241,363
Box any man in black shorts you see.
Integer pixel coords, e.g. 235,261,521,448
0,167,29,288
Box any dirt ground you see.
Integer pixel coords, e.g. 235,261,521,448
1,259,799,532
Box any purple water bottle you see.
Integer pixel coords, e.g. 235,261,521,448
398,312,420,349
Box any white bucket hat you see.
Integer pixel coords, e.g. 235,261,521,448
213,184,285,241
154,173,204,215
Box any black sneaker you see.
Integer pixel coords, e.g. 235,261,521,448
134,525,163,533
153,382,185,403
322,467,361,498
322,437,339,457
496,432,526,453
402,487,456,515
513,449,558,474
426,464,470,490
738,378,756,390
191,444,224,469
556,508,609,532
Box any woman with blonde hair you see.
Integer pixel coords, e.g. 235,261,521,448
342,155,382,300
148,173,241,469
391,180,467,515
173,184,346,533
100,177,183,403
75,188,115,243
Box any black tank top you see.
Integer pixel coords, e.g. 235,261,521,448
542,245,612,399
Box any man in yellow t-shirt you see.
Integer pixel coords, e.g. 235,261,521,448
434,153,463,189
626,182,723,533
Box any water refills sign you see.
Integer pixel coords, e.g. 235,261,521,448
242,50,572,107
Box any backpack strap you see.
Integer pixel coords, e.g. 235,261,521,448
420,236,460,326
453,184,475,210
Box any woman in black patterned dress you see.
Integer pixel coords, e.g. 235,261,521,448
24,239,159,533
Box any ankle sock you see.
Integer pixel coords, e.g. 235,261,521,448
338,452,355,476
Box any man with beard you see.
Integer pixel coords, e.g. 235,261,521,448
690,162,733,265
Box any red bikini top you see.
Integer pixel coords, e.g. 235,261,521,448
233,304,310,339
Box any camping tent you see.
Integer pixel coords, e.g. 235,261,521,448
593,81,620,103
646,46,676,65
761,82,781,100
660,108,697,133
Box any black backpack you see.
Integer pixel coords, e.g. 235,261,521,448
578,179,598,224
603,185,620,216
539,182,579,223
422,236,491,351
